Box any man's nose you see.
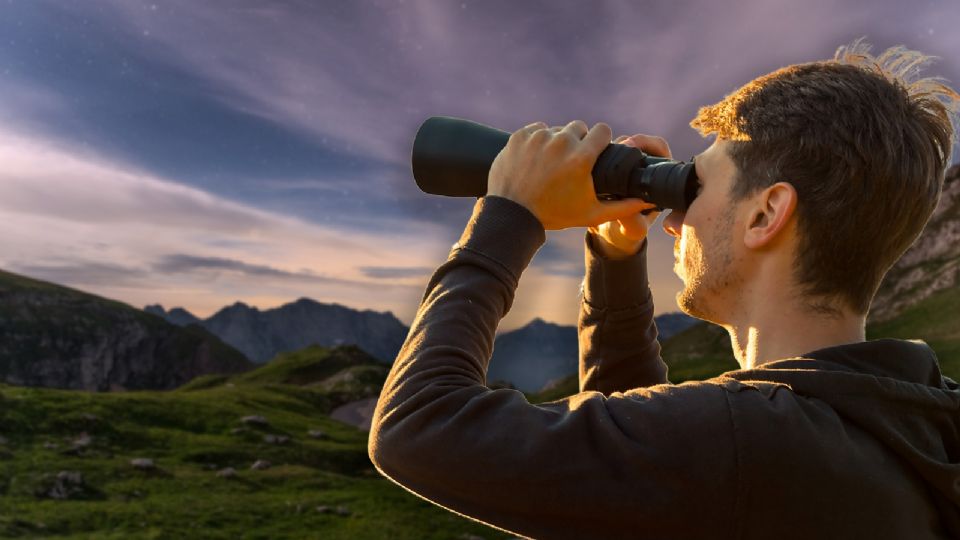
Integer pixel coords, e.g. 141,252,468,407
663,211,685,237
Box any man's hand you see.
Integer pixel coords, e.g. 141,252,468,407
486,120,654,231
587,134,670,259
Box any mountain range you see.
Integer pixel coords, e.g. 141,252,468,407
147,301,699,392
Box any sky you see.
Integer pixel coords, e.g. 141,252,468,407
1,0,958,333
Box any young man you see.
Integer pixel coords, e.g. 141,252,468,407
368,40,960,539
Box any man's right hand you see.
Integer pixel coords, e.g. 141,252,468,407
587,134,671,259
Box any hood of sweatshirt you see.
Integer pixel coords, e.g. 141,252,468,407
724,338,960,535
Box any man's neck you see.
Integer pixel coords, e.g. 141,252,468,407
723,299,866,370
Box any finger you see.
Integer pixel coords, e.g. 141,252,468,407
589,198,658,226
624,134,672,158
614,135,630,144
523,121,548,133
581,122,613,157
559,120,589,139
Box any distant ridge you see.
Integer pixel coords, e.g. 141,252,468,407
150,300,697,392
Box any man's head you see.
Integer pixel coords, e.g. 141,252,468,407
664,38,959,322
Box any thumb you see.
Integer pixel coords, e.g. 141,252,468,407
589,198,657,226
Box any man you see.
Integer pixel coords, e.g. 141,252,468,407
368,40,960,539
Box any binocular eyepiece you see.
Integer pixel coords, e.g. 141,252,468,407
411,116,698,212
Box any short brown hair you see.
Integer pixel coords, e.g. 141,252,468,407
690,38,960,316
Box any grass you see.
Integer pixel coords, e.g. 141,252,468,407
0,352,515,539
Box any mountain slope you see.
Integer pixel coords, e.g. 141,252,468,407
869,164,960,323
0,269,253,392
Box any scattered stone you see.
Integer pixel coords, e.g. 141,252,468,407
60,433,93,456
250,459,271,471
240,415,269,427
42,442,58,450
72,433,93,448
307,429,327,440
263,434,289,445
216,467,237,478
335,505,351,516
230,428,247,436
130,458,156,471
316,505,331,513
35,471,92,500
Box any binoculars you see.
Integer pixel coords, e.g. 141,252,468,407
411,116,698,212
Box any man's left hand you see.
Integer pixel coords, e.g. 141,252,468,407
486,120,654,231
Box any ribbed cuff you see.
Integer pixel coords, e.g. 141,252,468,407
582,231,652,310
453,196,547,280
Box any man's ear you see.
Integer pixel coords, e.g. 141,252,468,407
742,182,797,250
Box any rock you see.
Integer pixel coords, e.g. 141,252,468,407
307,429,327,440
35,471,97,500
316,505,331,513
72,433,93,448
130,458,156,471
335,505,351,516
60,433,93,456
241,415,269,427
230,428,247,436
42,442,58,450
250,459,271,471
0,435,8,445
216,467,237,478
263,434,289,445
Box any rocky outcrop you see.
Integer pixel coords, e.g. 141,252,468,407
144,304,201,326
869,164,960,323
0,269,253,391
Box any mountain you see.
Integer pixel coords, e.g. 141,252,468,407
143,304,201,326
488,312,700,392
158,298,410,365
151,295,697,392
487,318,577,392
868,164,960,323
0,269,253,392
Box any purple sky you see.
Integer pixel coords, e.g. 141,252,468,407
1,0,957,331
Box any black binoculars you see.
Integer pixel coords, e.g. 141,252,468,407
411,116,698,212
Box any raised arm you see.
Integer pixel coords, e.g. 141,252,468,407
579,231,669,394
368,196,736,540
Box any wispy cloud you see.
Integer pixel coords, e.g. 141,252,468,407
357,266,435,280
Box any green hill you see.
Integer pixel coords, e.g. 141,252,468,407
0,345,512,539
529,285,959,403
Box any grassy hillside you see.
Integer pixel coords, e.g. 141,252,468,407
0,346,513,539
529,286,959,403
866,284,960,380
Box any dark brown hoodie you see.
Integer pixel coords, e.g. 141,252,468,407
368,195,960,539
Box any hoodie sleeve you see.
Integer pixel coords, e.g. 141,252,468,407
368,196,737,540
578,232,669,394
